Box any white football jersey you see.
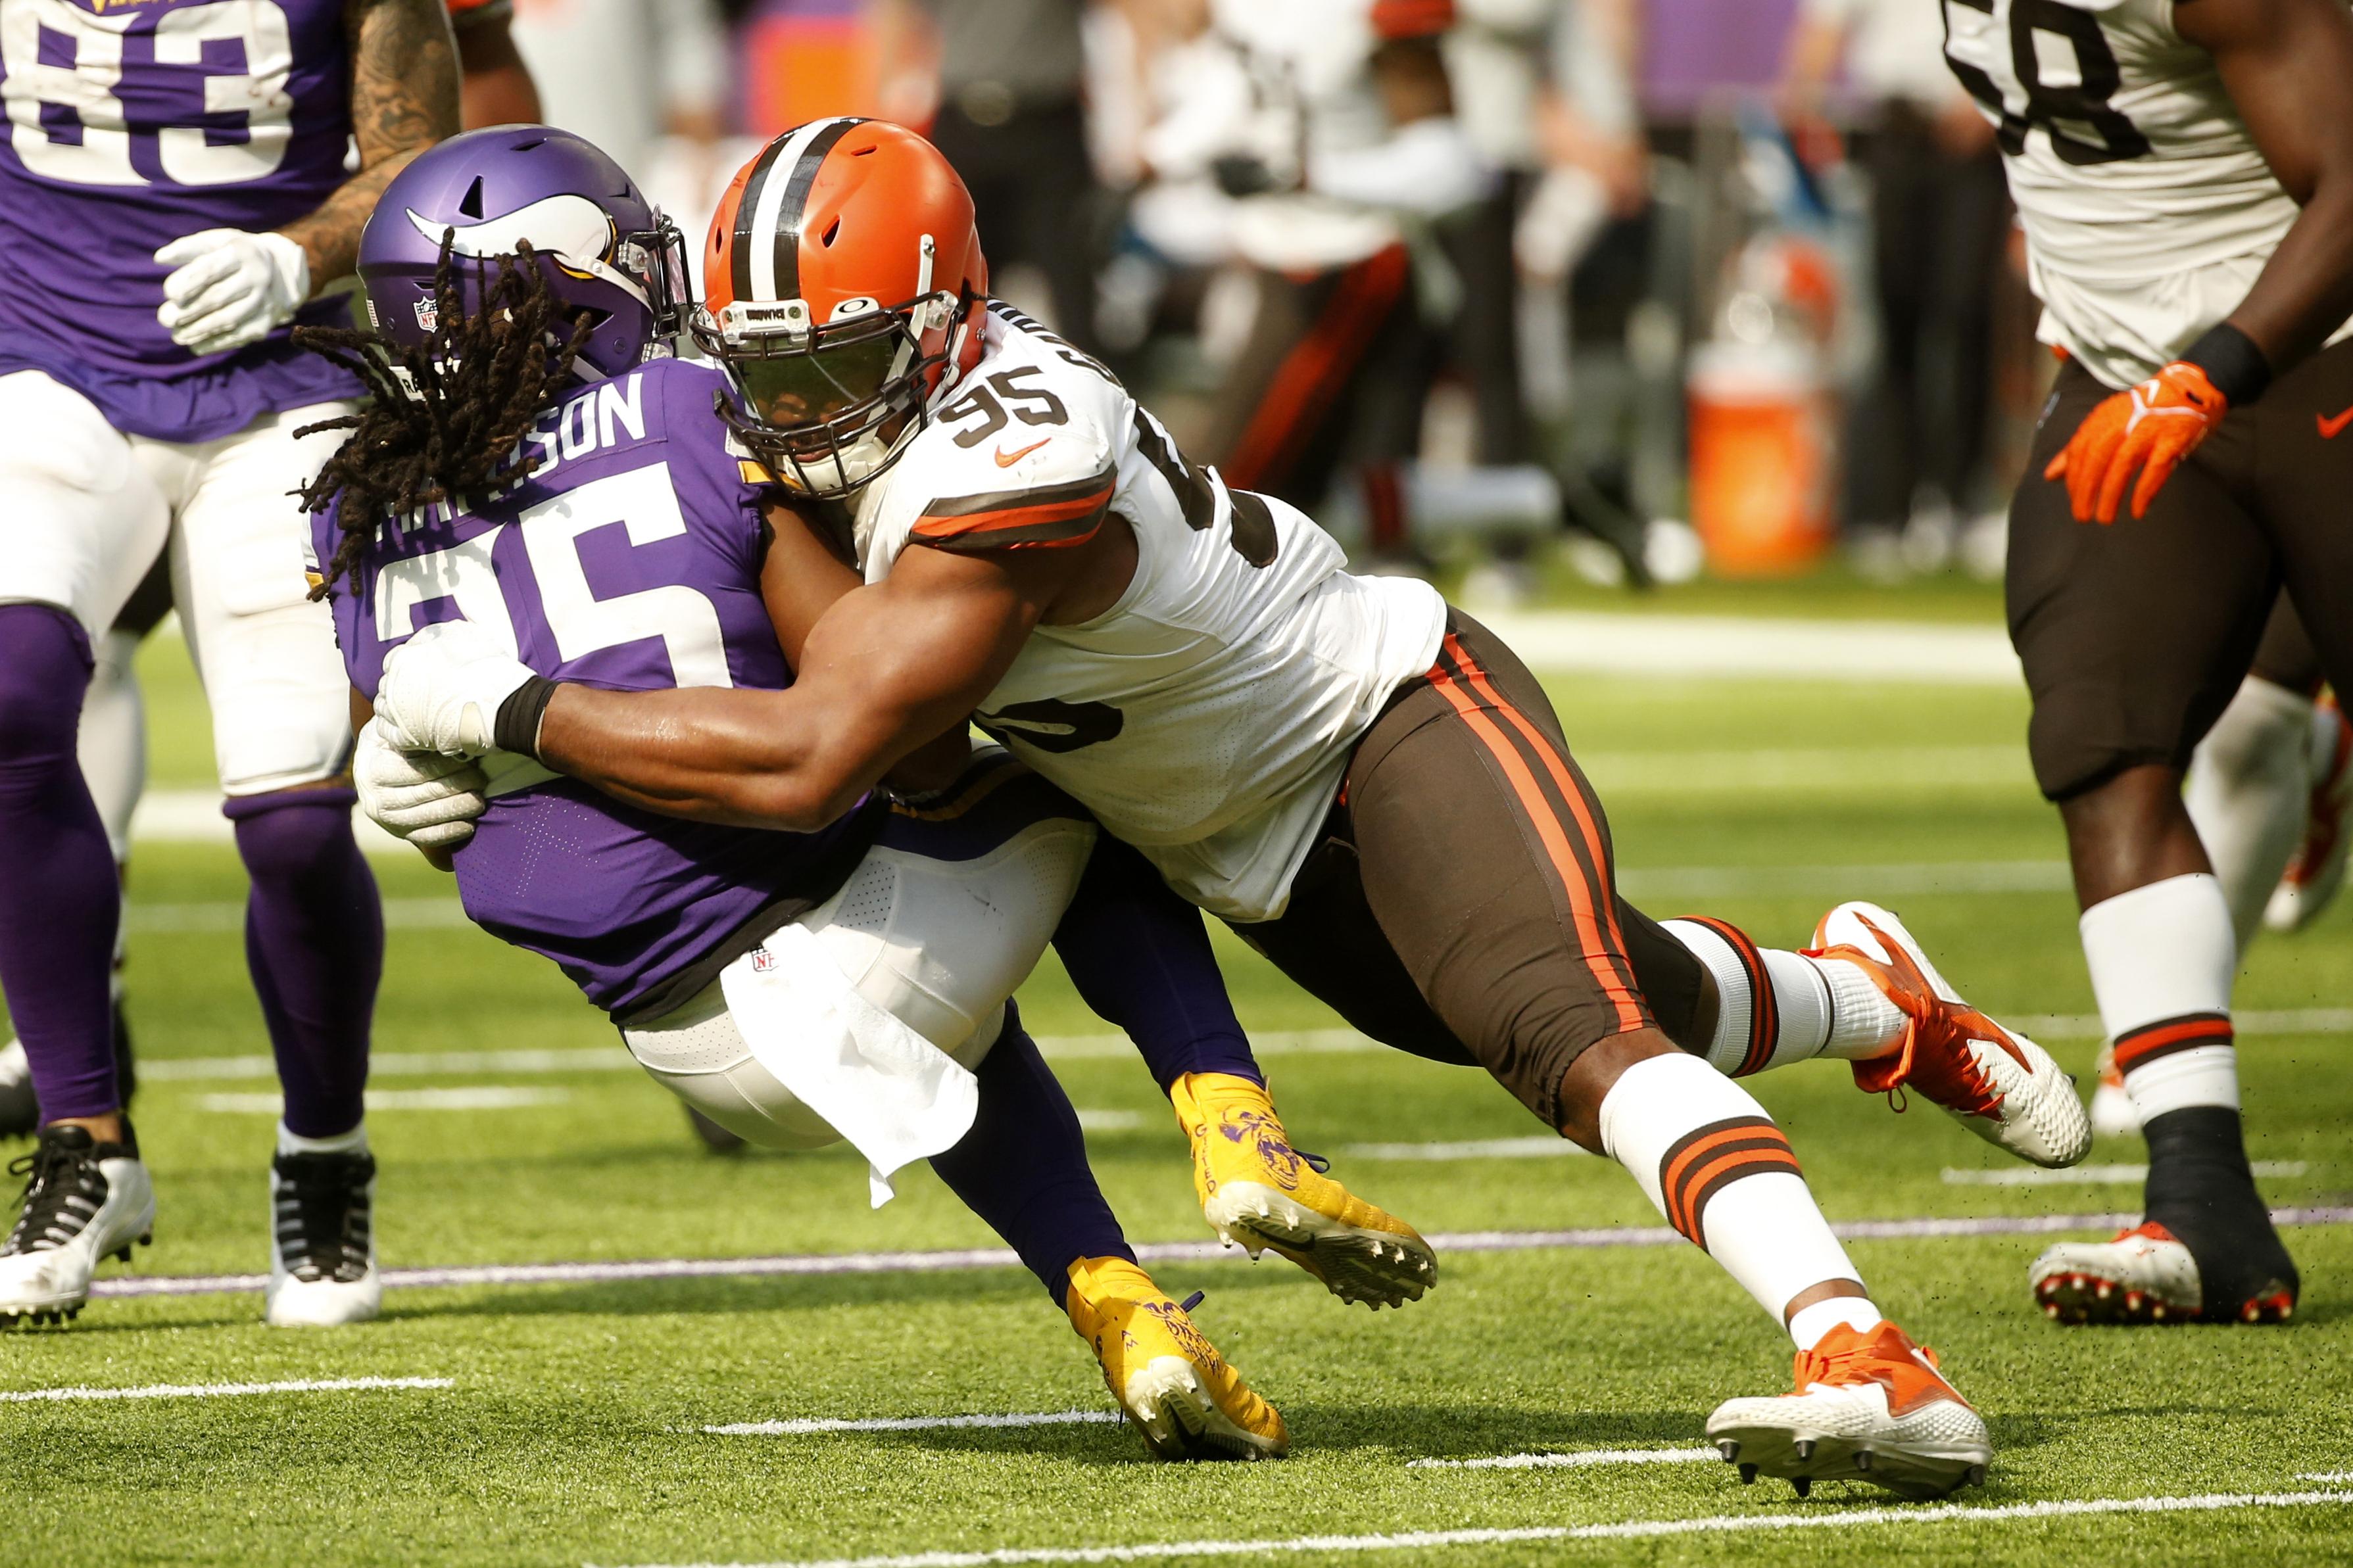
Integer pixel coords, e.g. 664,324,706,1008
854,303,1447,921
1944,0,2351,389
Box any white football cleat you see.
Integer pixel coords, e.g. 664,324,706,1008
0,1123,154,1326
2264,694,2352,934
1707,1320,1991,1500
2087,1039,2139,1138
266,1150,381,1328
2031,1221,2207,1325
1814,902,2091,1168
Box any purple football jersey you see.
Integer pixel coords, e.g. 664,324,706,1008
0,0,358,440
318,358,879,1018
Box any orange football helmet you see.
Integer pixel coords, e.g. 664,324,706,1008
696,118,988,498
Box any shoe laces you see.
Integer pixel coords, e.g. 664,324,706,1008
3,1128,107,1256
273,1151,375,1284
1793,1323,1930,1394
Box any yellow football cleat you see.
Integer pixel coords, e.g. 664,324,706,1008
1169,1072,1436,1309
1064,1256,1288,1461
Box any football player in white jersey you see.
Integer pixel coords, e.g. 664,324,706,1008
1941,0,2353,1325
372,120,2108,1496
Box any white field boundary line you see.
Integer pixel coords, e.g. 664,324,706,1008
587,1489,2353,1568
1475,609,2022,687
116,859,2085,943
137,1003,2353,1086
708,1410,1124,1437
1345,1137,1590,1162
0,1375,450,1404
198,1087,571,1114
1409,1446,1718,1471
88,1206,2353,1300
1943,1161,2308,1187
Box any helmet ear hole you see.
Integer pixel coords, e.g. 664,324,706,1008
459,177,485,219
822,218,842,247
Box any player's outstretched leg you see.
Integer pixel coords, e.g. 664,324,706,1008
1054,835,1433,1309
928,1010,1288,1461
1592,1047,1991,1498
1658,909,2090,1168
2029,872,2298,1325
230,789,384,1328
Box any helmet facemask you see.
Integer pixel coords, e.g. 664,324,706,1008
695,248,969,500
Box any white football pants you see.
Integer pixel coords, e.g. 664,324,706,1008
0,369,355,796
620,790,1097,1151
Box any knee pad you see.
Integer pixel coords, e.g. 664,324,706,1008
226,787,360,885
0,604,94,768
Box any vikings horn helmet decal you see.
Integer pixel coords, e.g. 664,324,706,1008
359,126,692,381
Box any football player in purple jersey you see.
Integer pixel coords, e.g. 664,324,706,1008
0,0,459,1329
296,126,1436,1459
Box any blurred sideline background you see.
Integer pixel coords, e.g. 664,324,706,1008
497,0,2039,608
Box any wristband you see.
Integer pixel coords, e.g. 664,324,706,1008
2180,322,2271,408
494,676,561,760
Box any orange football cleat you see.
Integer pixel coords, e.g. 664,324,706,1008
1813,903,2091,1168
1707,1320,1992,1500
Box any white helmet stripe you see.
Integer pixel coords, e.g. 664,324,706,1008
744,116,855,302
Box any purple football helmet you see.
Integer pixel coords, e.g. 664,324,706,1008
357,126,691,380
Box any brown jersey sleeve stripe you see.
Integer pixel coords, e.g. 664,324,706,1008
1424,646,1651,1036
1436,632,1649,1030
2112,1011,2234,1075
1658,1116,1797,1245
911,468,1117,550
1682,916,1776,1076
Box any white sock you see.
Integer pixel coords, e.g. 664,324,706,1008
2184,677,2314,953
2079,874,2239,1124
278,1120,368,1157
1597,1052,1871,1339
1787,1295,1884,1352
1663,919,1906,1075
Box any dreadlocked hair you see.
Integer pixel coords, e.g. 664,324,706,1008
295,237,593,601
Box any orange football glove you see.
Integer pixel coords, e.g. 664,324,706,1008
2043,360,2229,525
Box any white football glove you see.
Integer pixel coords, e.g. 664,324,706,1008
375,620,539,757
354,718,488,853
154,228,309,354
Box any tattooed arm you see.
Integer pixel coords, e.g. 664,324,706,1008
278,0,462,293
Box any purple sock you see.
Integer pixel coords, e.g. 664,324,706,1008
228,789,382,1139
0,606,120,1121
1052,836,1262,1094
928,1004,1134,1306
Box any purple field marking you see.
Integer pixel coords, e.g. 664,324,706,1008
89,1207,2353,1300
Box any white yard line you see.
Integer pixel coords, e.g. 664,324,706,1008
1073,1110,1142,1131
1344,1137,1589,1162
86,1207,2353,1300
1476,609,2021,686
1943,1162,2309,1187
147,1047,636,1083
706,1410,1123,1437
591,1489,2352,1568
1409,1446,1716,1471
0,1375,450,1404
199,1087,571,1114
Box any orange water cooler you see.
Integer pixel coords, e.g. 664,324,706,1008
1686,339,1835,577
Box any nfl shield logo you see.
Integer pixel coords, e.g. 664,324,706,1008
412,296,439,333
750,947,777,974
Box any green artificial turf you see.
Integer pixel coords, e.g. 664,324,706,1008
2,632,2348,1567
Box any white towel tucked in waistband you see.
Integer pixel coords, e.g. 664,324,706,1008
718,922,978,1206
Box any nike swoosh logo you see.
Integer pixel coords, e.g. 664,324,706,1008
2319,405,2353,439
994,438,1051,467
